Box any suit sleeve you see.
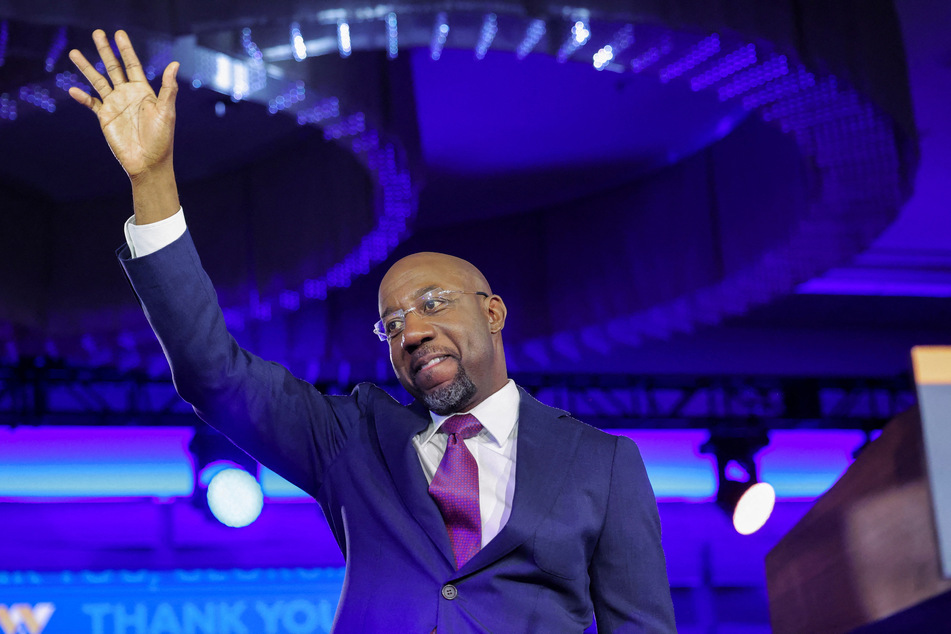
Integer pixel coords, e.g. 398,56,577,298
589,435,677,632
118,230,360,497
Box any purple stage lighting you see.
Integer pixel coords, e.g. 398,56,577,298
267,81,306,114
690,43,757,91
386,12,398,59
557,19,591,63
516,19,546,60
54,71,87,94
474,14,498,60
742,66,815,110
241,28,263,62
593,24,634,71
296,97,339,125
44,26,67,73
431,12,449,61
718,55,789,100
659,34,720,83
1,92,17,121
19,85,55,113
0,21,7,67
279,290,300,311
629,35,672,73
322,112,365,140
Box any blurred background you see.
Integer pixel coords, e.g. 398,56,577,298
0,0,948,631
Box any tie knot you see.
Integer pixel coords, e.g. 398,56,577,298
440,414,482,440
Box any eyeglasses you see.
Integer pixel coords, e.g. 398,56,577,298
374,290,489,341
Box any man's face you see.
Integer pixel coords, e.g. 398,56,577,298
378,253,507,415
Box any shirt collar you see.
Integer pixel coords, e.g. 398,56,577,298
420,379,519,448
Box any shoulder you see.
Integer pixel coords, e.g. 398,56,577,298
516,383,622,449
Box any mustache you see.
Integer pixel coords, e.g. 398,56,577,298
412,346,455,362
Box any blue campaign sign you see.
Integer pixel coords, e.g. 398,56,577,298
0,568,345,634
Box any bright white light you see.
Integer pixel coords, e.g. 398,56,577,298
572,21,590,45
213,54,233,93
291,23,307,61
593,45,614,70
338,21,351,57
732,482,775,535
232,62,249,99
558,19,591,63
207,468,264,528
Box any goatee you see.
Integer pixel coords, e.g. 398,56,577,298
422,364,477,415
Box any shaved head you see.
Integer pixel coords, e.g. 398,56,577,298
379,252,492,316
378,252,507,414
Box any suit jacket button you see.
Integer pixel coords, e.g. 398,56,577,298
441,584,458,600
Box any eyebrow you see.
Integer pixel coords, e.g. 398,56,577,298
380,285,443,318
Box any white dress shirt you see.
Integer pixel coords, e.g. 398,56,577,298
413,379,519,547
124,209,521,545
124,208,187,258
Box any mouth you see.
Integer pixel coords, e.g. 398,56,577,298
410,345,460,374
412,352,453,375
418,356,446,372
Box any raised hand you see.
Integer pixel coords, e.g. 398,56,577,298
69,29,181,224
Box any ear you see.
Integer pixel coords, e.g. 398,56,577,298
485,294,507,334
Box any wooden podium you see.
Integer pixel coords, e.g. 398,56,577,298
766,347,951,632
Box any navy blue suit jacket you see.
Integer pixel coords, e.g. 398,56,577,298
120,231,676,632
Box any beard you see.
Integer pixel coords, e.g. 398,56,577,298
420,363,478,415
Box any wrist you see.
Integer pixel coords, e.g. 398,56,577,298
131,164,180,225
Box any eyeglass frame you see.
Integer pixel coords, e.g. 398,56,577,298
373,289,490,341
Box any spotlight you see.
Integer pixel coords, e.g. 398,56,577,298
207,467,264,528
290,22,307,61
593,24,634,71
557,19,590,63
431,12,449,61
189,427,263,527
701,432,775,535
337,21,351,58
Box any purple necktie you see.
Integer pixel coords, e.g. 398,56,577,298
429,413,483,569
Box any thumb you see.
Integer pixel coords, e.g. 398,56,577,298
157,61,179,115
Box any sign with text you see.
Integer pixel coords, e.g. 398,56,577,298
0,569,344,634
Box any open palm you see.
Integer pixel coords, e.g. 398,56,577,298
68,30,179,179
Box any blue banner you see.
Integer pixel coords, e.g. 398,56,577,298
0,568,344,634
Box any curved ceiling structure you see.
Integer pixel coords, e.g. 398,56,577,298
0,1,919,380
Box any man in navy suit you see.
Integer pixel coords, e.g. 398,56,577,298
69,30,676,632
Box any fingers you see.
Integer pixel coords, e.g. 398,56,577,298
92,29,127,87
67,86,100,112
157,61,180,115
68,48,112,102
115,30,147,83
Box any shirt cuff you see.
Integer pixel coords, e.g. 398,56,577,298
124,208,187,258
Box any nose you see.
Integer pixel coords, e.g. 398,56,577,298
400,310,435,352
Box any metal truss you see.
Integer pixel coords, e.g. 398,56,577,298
0,360,917,430
515,374,918,431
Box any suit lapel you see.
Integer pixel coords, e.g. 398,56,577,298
460,387,581,574
374,397,456,566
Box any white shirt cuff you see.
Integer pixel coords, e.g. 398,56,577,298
124,208,187,258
